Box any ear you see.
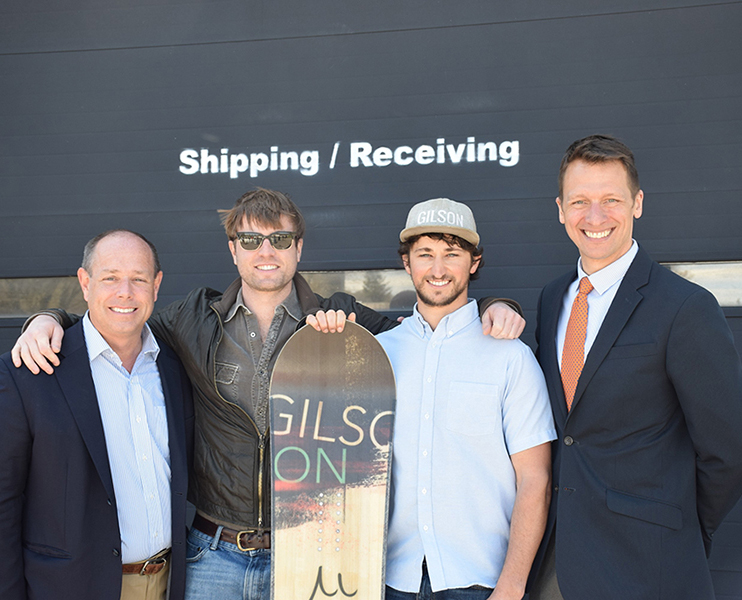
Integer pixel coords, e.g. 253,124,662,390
402,254,411,275
632,190,644,219
77,267,91,302
153,271,163,302
228,240,238,265
470,255,481,276
296,238,303,262
556,197,566,224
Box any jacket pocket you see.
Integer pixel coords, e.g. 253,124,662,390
606,342,657,359
606,488,682,530
23,541,71,559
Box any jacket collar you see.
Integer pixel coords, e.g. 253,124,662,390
56,321,116,502
210,273,320,320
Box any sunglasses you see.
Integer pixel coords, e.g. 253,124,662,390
235,231,296,251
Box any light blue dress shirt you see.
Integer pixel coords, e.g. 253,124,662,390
83,313,171,564
556,241,639,368
377,300,556,593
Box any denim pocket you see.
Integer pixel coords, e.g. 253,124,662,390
185,535,209,563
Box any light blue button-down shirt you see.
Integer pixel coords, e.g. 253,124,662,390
377,300,556,592
83,313,171,564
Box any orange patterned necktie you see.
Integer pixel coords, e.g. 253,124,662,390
561,277,594,410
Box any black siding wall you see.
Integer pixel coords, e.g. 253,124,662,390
1,1,741,596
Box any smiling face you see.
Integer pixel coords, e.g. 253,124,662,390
557,159,643,274
403,235,479,322
228,214,303,300
78,232,162,350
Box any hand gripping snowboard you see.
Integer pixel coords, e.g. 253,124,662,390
270,321,395,600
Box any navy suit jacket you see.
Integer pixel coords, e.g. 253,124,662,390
531,246,742,599
0,321,194,600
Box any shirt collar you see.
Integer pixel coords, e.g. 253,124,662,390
577,240,639,295
224,285,303,323
410,299,479,338
82,312,160,365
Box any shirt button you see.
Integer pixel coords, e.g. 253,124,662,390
423,526,429,531
421,488,427,495
424,413,430,420
136,416,142,423
426,377,432,383
564,436,574,446
422,450,428,457
250,332,256,338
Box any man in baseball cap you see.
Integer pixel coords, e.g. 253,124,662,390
376,198,556,600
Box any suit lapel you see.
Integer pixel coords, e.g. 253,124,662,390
56,322,116,501
157,345,186,485
568,247,653,414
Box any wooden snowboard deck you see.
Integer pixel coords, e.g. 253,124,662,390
269,322,395,600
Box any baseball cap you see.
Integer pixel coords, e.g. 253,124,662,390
399,198,480,246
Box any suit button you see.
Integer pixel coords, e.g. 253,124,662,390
564,436,574,446
113,549,120,557
107,499,112,506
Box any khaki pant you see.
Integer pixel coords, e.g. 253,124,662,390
120,561,170,600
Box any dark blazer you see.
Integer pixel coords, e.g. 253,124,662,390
531,246,742,599
0,321,194,600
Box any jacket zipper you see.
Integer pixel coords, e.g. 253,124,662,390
209,304,269,533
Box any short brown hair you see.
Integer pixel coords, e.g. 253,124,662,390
218,188,306,241
558,134,640,199
399,232,484,281
81,229,161,276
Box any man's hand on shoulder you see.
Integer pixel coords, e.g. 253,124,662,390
482,301,526,340
306,310,356,333
11,315,64,375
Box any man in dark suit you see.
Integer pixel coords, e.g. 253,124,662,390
529,135,742,600
0,230,193,600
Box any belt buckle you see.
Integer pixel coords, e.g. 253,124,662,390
236,530,259,552
139,556,167,576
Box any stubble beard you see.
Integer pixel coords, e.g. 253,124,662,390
415,278,467,308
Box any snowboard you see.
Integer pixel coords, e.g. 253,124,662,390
269,321,396,600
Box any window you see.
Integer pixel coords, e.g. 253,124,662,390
300,270,415,311
0,277,87,318
662,262,742,307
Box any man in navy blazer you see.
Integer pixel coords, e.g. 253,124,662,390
529,135,742,599
0,230,194,600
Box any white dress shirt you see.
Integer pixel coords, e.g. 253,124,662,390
83,313,171,563
377,300,556,592
556,241,639,368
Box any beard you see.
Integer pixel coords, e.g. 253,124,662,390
414,277,468,308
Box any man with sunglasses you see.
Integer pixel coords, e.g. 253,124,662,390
11,188,525,600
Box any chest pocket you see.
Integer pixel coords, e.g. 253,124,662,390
606,341,657,360
446,381,500,436
215,362,239,385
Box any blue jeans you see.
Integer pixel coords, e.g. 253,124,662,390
385,562,494,600
184,526,270,600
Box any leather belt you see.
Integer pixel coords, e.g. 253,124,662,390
122,549,170,576
193,514,271,551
